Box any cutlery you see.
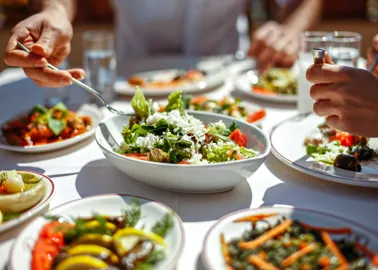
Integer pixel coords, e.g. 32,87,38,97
17,42,133,117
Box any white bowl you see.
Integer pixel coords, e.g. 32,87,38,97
95,111,270,194
0,171,54,233
9,193,184,270
0,104,102,153
202,207,378,270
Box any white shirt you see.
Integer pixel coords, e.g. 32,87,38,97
111,0,246,63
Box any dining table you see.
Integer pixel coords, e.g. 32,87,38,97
0,57,377,270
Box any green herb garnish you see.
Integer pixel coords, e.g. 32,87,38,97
125,198,141,227
151,213,174,238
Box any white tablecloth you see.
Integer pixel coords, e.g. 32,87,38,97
0,65,377,270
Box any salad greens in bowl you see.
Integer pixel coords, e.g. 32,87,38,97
95,89,270,193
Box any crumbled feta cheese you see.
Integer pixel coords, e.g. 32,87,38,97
188,153,208,164
135,134,161,150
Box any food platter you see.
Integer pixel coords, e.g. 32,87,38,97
235,68,298,103
9,194,184,270
0,171,54,233
114,68,226,96
270,113,378,187
0,104,102,153
203,207,378,270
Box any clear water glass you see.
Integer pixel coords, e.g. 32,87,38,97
44,60,71,107
328,31,361,67
298,31,328,114
82,31,116,106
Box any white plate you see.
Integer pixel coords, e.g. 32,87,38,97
0,104,102,153
95,111,270,193
0,171,54,233
203,207,378,270
115,69,226,96
235,69,297,103
270,113,378,187
9,194,184,270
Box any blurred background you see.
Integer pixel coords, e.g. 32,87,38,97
0,0,377,71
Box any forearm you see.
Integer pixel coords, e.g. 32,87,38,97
41,0,76,21
283,0,322,34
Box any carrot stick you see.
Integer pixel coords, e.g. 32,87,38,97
233,213,278,223
239,219,292,250
300,222,352,235
220,233,231,264
281,243,317,267
321,232,349,266
248,255,279,270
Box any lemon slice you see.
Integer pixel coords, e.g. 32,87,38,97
55,255,108,270
71,234,113,249
113,228,165,255
67,244,119,265
84,220,117,233
0,210,3,224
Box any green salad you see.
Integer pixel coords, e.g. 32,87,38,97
117,89,258,164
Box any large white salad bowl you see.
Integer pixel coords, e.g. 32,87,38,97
95,111,270,193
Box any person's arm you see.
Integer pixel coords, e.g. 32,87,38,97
249,0,322,72
367,34,378,77
4,0,83,88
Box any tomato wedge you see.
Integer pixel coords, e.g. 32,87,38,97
124,153,148,161
178,160,190,164
329,132,353,147
32,221,70,270
252,87,276,96
229,129,247,147
247,109,266,123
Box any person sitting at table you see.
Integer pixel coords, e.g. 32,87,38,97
3,0,321,88
306,34,378,137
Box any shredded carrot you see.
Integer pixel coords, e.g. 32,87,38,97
239,219,292,250
233,213,278,223
281,243,317,267
258,251,267,260
300,263,312,270
318,256,331,267
321,232,349,266
191,96,208,105
300,222,352,235
248,255,279,270
220,233,231,264
336,264,349,270
299,242,308,249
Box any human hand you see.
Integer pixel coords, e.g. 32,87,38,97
249,21,299,73
307,52,378,137
4,9,84,87
367,34,378,77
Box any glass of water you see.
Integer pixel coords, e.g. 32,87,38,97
298,31,328,114
82,31,117,106
328,31,361,67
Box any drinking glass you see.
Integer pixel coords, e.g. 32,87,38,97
82,31,116,106
328,31,361,67
298,31,328,114
44,60,71,107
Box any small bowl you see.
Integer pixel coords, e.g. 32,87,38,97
95,111,270,193
9,193,184,270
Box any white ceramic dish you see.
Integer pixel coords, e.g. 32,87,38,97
0,171,54,233
235,69,297,103
270,113,378,187
95,111,270,193
203,206,378,270
9,193,184,270
0,104,102,153
114,68,226,96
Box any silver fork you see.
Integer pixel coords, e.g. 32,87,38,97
17,42,133,117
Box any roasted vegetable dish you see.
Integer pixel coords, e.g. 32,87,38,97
128,69,205,89
253,68,297,95
117,89,259,164
1,103,92,146
174,95,266,124
221,213,378,269
0,170,45,225
31,199,174,270
304,123,376,172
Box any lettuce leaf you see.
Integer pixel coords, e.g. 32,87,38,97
131,87,151,119
165,91,183,113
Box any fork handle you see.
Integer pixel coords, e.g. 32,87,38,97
17,42,107,106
